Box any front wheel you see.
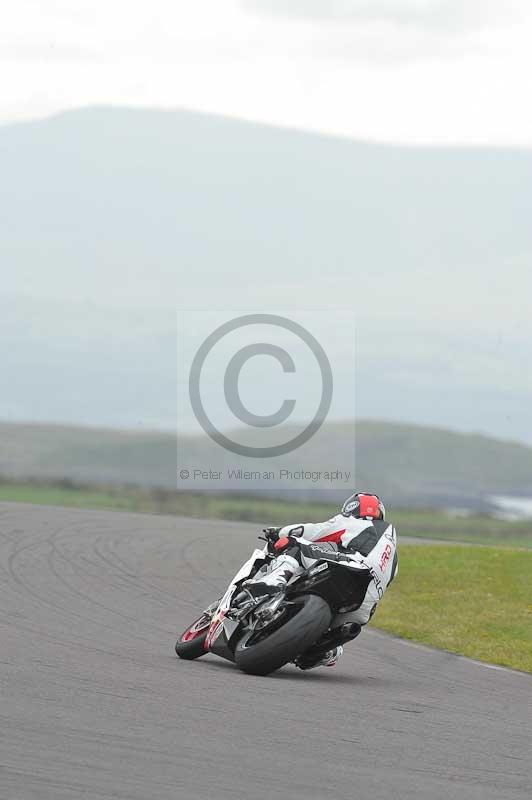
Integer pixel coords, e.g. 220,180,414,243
175,613,211,660
234,594,331,676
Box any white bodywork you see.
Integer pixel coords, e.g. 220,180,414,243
218,548,267,612
278,514,398,625
207,514,398,653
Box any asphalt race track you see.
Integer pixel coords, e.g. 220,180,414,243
1,503,531,800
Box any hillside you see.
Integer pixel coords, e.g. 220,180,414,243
1,420,531,511
0,107,531,443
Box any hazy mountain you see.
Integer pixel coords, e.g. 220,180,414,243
0,107,530,442
1,420,531,511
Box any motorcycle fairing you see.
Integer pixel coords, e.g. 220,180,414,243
204,548,269,661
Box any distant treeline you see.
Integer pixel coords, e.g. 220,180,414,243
1,420,532,512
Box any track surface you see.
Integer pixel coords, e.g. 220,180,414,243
0,503,531,800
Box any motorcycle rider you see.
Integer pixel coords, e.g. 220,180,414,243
245,492,398,670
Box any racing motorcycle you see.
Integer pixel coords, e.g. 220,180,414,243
175,532,370,675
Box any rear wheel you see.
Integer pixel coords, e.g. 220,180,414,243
234,594,331,676
175,613,211,660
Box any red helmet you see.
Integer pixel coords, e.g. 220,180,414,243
341,492,385,520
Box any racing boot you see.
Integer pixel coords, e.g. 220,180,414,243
296,646,344,670
244,554,300,598
294,622,361,669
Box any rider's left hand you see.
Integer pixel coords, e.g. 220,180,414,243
262,526,281,541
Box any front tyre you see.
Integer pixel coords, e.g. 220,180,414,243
175,614,211,660
235,594,331,676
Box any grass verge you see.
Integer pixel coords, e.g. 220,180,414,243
0,479,531,548
373,544,532,673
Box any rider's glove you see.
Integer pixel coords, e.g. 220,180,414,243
262,526,292,555
262,526,282,542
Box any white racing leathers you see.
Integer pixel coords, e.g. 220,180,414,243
278,514,398,626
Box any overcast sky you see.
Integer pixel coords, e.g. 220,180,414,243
2,0,532,145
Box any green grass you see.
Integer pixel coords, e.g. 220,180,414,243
0,482,141,510
373,545,532,672
1,479,531,548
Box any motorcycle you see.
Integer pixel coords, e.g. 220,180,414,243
175,533,371,676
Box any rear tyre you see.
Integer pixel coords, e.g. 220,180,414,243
175,614,211,660
234,594,331,676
